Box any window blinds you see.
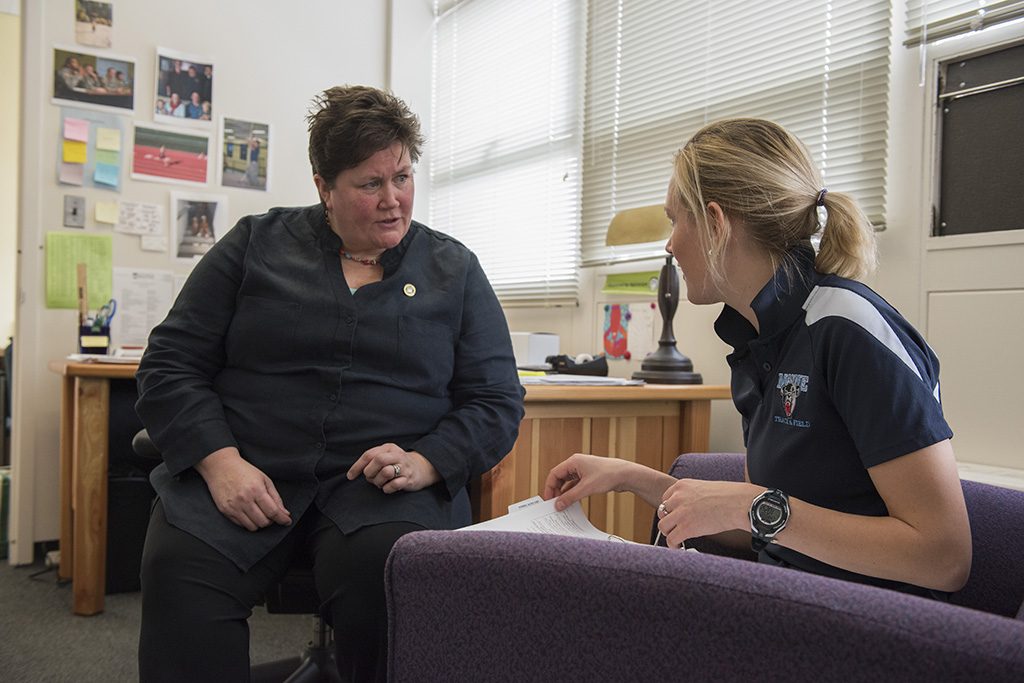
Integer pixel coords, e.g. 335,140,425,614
905,1,1024,46
581,0,892,265
430,0,584,306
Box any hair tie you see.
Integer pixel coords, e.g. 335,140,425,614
815,188,828,207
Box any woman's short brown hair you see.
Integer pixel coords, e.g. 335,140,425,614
306,85,424,187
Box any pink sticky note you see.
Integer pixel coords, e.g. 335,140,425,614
59,162,85,185
64,118,90,142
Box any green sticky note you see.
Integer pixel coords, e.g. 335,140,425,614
94,149,119,166
45,232,113,309
602,271,661,296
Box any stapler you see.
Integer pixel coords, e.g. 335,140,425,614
545,353,609,377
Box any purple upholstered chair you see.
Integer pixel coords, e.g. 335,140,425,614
386,453,1024,681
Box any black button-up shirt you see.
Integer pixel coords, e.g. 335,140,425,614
136,205,524,570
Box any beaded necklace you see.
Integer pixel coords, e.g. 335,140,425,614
339,248,380,267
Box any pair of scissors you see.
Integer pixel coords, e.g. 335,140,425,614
92,298,117,332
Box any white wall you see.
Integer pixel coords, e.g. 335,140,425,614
9,0,390,564
0,4,19,344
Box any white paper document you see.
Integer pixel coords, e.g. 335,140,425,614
66,353,140,364
460,496,631,543
520,375,644,386
111,267,176,347
116,201,166,236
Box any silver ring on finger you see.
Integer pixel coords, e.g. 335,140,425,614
657,502,669,517
392,463,401,479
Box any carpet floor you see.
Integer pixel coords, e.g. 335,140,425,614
0,557,311,682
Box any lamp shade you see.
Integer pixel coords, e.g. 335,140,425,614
605,205,672,246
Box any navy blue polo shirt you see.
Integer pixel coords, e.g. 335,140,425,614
715,246,953,592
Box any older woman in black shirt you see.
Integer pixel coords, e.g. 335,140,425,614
136,85,524,683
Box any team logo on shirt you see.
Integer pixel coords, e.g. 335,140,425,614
777,373,809,417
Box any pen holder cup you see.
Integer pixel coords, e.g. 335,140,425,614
79,324,111,355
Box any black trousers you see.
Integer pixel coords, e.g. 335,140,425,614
138,500,422,683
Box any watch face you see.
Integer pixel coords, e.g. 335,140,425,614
755,500,784,528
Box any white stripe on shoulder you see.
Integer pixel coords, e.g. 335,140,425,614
802,285,922,381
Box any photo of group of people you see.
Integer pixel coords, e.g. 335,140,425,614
155,48,214,125
75,0,113,49
53,46,135,112
220,118,270,191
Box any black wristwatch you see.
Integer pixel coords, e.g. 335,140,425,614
749,488,790,552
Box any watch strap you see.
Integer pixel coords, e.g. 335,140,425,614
749,488,790,553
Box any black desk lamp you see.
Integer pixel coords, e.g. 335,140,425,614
605,206,703,385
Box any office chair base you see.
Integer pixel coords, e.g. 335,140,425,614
251,645,342,683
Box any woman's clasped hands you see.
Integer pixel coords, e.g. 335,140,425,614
347,442,441,494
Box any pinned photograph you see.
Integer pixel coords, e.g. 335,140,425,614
132,123,210,186
155,47,214,127
169,192,228,262
75,0,113,49
220,117,269,191
53,45,135,114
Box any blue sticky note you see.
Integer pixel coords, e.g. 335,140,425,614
94,162,120,187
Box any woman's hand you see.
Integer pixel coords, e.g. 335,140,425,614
543,453,675,511
347,443,441,493
195,447,292,531
656,478,756,549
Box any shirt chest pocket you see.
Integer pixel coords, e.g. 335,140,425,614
390,315,455,397
225,295,301,368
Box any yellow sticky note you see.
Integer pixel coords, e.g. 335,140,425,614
95,201,119,225
63,140,88,164
95,127,121,152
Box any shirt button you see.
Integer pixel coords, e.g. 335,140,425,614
329,394,337,401
346,316,355,325
315,442,324,449
762,362,772,372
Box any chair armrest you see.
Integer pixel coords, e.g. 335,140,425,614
386,530,1024,681
131,429,162,461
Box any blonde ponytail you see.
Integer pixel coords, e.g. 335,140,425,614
815,191,877,280
672,118,878,284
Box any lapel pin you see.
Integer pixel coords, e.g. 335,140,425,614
403,283,417,297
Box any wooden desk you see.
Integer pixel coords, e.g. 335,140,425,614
50,361,730,613
50,359,139,616
475,383,731,543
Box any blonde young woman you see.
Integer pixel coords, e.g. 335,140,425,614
544,118,971,598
